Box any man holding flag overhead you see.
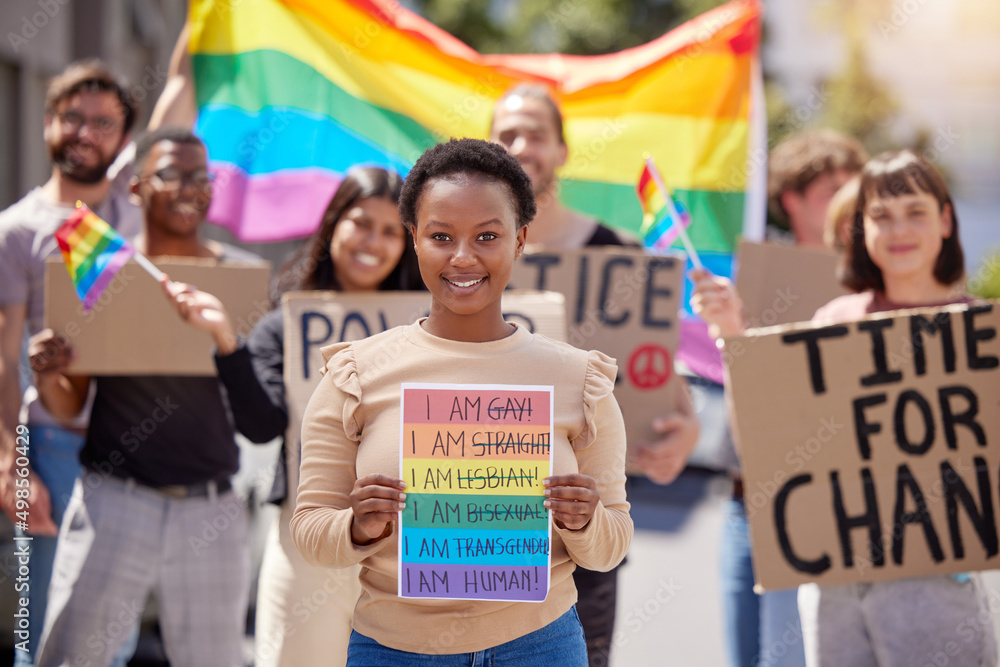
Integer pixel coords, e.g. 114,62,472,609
491,84,701,667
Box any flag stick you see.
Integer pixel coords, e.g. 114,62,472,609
133,252,166,282
644,156,703,270
133,249,224,322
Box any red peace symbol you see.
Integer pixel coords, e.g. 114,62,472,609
627,344,672,390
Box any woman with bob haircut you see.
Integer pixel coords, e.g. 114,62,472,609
291,138,632,665
694,149,996,667
795,150,995,666
833,150,964,302
164,166,424,666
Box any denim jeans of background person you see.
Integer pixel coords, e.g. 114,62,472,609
721,498,805,667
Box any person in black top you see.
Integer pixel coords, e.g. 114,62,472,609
161,166,424,667
31,127,263,667
491,85,700,667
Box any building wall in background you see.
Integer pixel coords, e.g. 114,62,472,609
0,0,186,206
763,0,1000,270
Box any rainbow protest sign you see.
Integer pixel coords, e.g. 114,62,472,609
399,384,554,602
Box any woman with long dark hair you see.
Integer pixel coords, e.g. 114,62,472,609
164,166,424,666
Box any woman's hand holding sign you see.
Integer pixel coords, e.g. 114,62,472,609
544,474,599,531
350,474,407,545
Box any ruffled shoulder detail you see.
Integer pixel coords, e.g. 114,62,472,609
320,342,363,441
575,349,618,450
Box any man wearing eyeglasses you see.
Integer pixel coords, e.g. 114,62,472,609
0,59,145,667
31,127,262,666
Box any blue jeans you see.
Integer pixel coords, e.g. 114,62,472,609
347,606,588,666
720,498,805,667
15,424,137,667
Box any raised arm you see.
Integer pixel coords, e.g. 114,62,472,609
148,21,196,131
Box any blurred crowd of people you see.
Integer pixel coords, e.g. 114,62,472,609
0,17,994,667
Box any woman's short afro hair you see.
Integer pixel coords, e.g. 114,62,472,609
398,138,536,230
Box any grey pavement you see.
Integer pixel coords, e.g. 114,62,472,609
612,471,730,666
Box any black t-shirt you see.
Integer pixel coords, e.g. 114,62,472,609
80,245,264,487
82,374,239,486
585,222,640,247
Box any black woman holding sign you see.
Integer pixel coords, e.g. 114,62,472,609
693,150,996,667
290,138,632,665
163,167,424,666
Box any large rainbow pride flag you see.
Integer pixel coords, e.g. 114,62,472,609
190,0,763,381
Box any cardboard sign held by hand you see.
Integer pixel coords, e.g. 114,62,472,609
726,301,1000,591
44,257,271,375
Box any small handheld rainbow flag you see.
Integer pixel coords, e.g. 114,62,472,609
55,204,162,311
636,157,703,268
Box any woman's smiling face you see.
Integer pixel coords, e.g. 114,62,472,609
328,196,407,292
862,185,952,286
413,173,526,338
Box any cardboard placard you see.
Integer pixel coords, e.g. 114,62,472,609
44,257,271,375
735,240,849,327
727,301,1000,590
282,290,566,492
508,248,683,469
398,383,553,602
